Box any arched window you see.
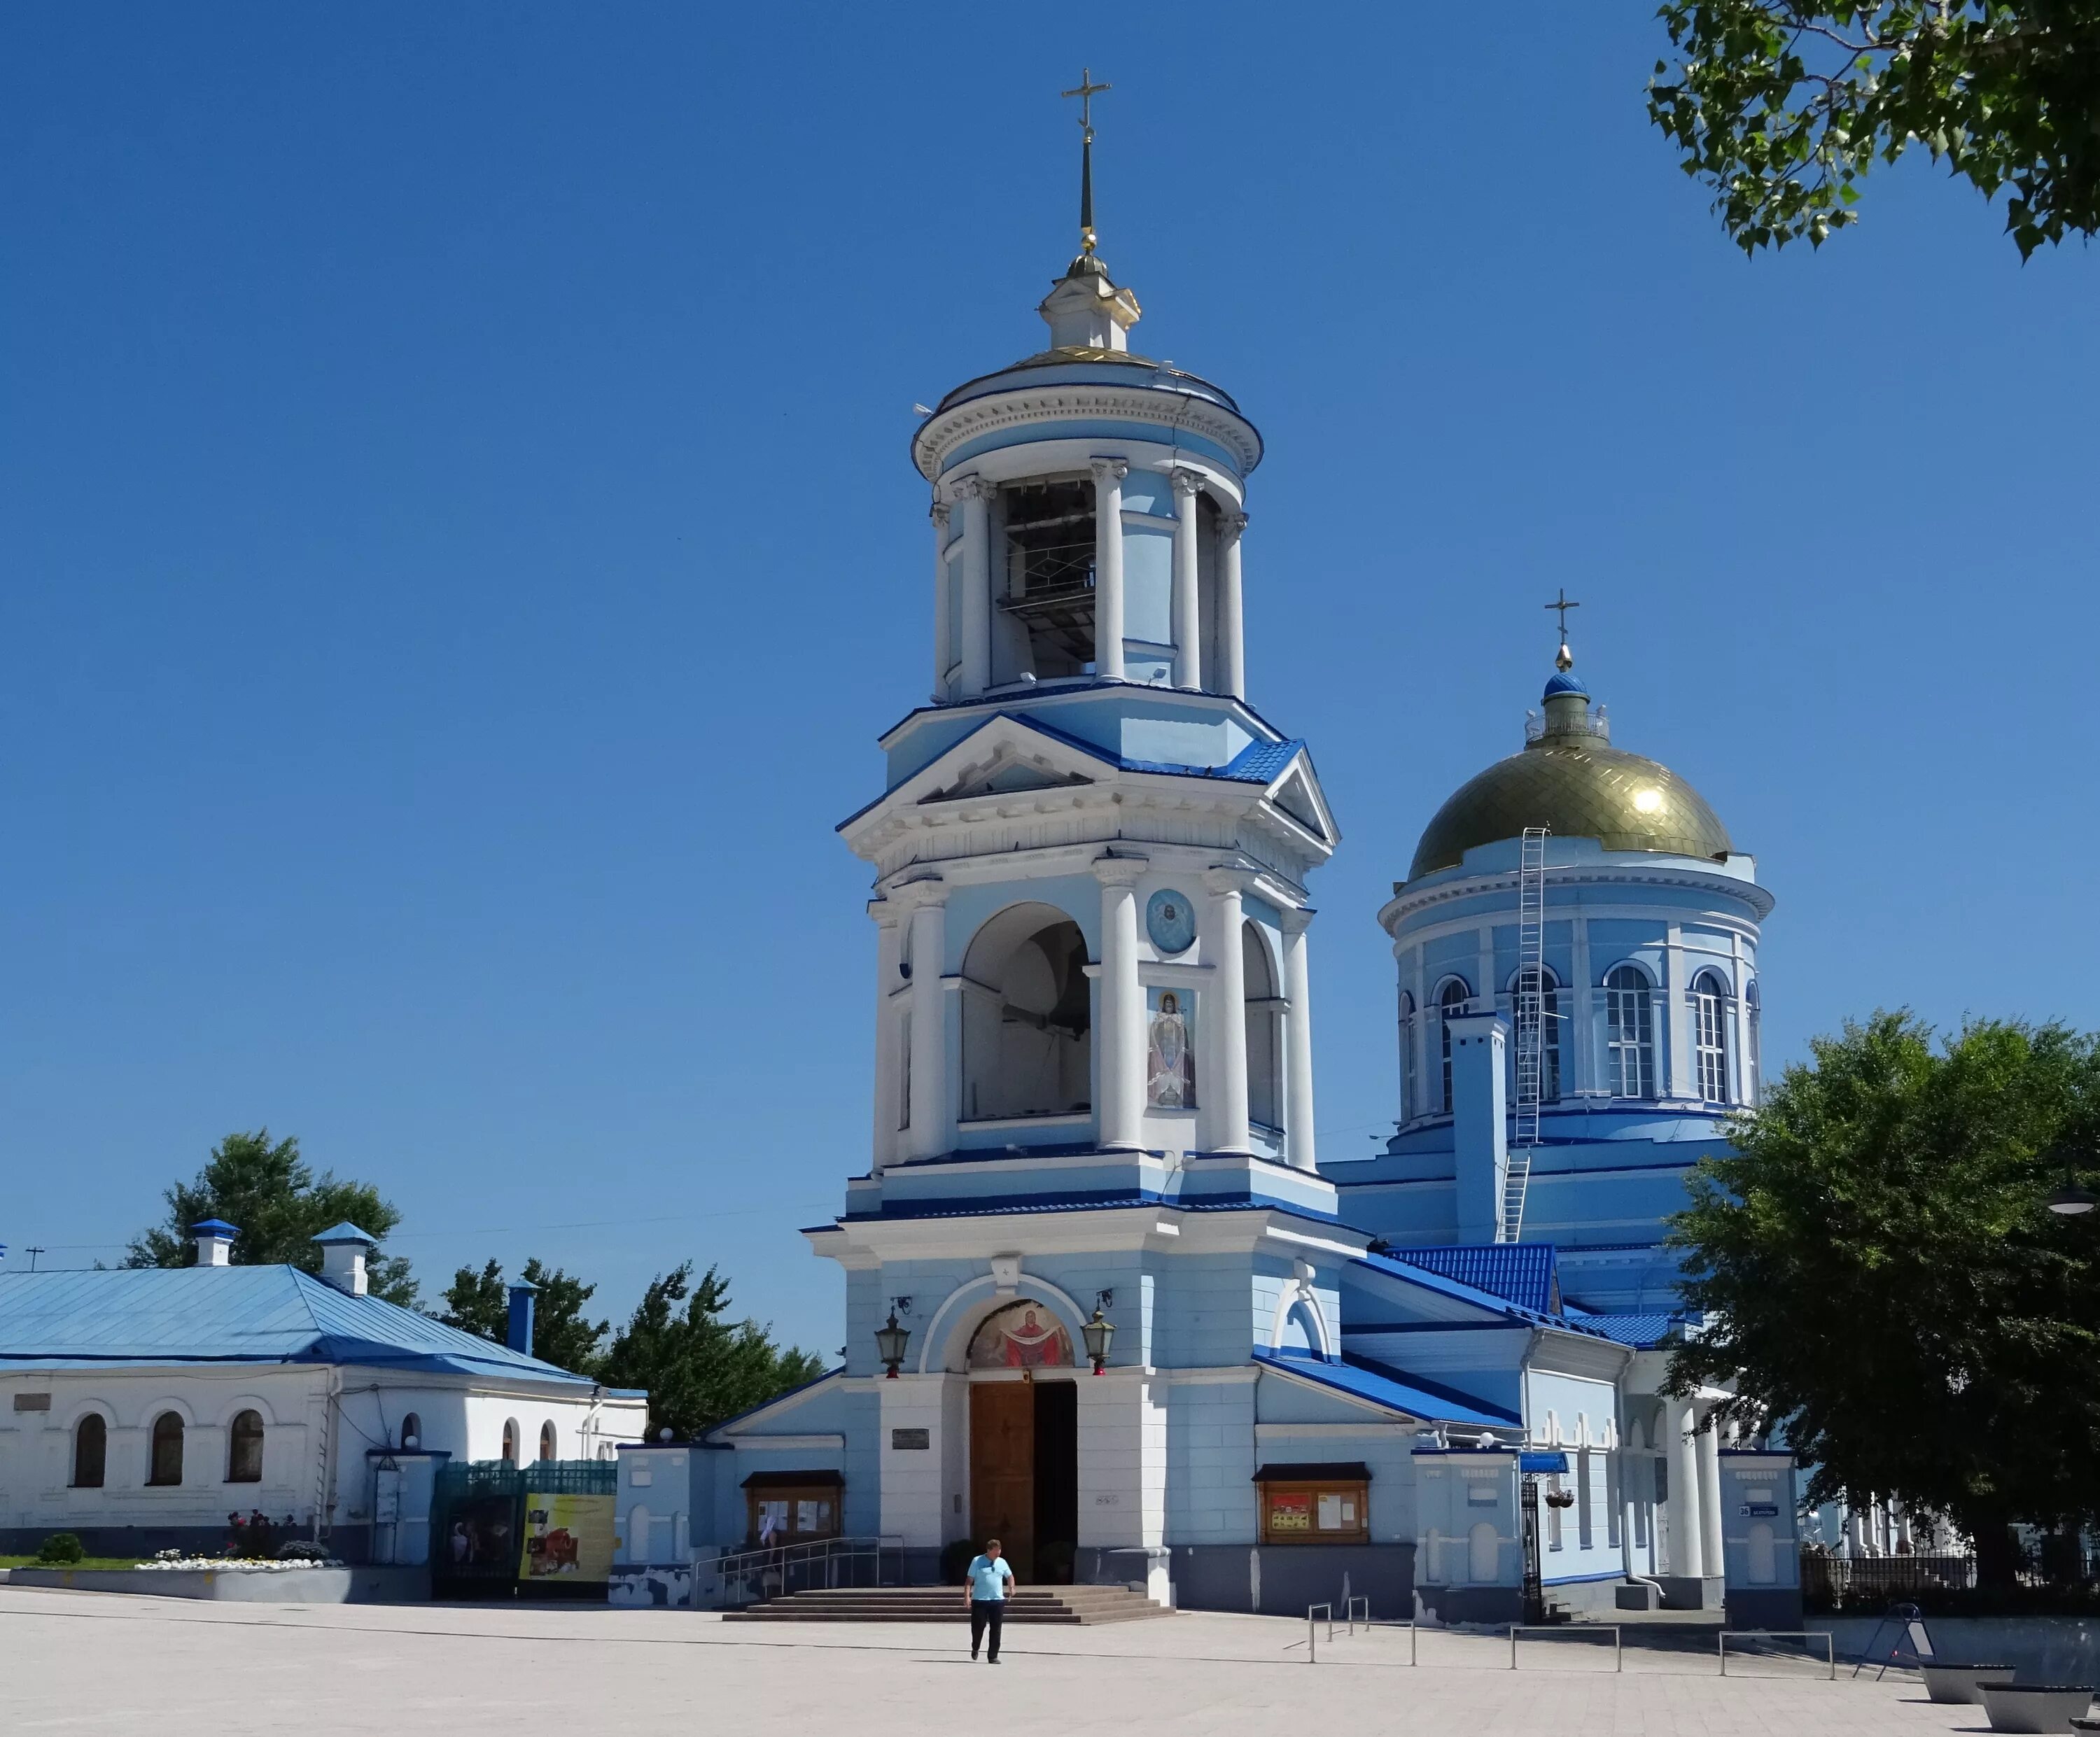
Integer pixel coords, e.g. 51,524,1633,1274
400,1412,422,1449
1437,979,1471,1113
500,1419,519,1465
148,1412,185,1486
1745,978,1763,1106
1244,921,1282,1132
71,1414,106,1489
227,1409,265,1483
1468,1521,1499,1582
1397,992,1418,1122
1692,969,1732,1102
1507,966,1562,1102
1603,965,1656,1099
958,902,1093,1122
539,1421,558,1463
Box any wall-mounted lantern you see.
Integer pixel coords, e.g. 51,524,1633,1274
876,1296,913,1378
1082,1291,1115,1375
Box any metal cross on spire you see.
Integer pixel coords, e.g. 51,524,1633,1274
1062,68,1112,257
1545,588,1581,670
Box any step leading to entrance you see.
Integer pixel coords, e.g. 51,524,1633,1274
722,1587,1172,1625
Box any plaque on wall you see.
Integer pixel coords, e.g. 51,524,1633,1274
890,1427,931,1450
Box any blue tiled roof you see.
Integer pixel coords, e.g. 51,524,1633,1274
1379,1244,1558,1314
0,1267,600,1384
1564,1311,1679,1349
1254,1349,1520,1430
1543,670,1588,699
1351,1250,1611,1340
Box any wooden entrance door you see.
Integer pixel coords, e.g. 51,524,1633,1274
969,1381,1034,1578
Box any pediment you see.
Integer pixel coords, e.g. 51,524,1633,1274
921,745,1094,806
1263,756,1338,848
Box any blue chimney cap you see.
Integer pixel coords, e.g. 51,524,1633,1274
309,1223,379,1247
191,1219,240,1236
1542,669,1588,701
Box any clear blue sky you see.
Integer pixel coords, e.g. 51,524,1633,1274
4,6,2093,1358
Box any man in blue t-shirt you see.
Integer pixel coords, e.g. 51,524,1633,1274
964,1538,1016,1661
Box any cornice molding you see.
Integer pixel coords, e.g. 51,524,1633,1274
1379,861,1774,933
915,382,1262,480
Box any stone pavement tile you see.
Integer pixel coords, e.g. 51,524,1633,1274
0,1589,1985,1737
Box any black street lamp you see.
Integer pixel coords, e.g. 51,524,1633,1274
875,1297,912,1378
1082,1291,1115,1374
2047,1179,2096,1217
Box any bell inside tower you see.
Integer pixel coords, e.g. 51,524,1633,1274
996,477,1097,682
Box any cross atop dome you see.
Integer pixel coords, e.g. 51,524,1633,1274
1041,70,1141,350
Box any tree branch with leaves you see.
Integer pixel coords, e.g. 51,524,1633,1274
1649,2,2100,255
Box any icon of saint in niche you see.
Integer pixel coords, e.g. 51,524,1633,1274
1147,989,1195,1108
967,1300,1074,1368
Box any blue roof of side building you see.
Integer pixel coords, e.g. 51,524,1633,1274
0,1267,602,1384
1560,1311,1680,1349
1254,1349,1520,1430
1378,1244,1560,1314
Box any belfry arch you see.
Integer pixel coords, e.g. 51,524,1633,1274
959,901,1093,1123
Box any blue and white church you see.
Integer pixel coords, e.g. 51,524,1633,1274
653,129,1801,1627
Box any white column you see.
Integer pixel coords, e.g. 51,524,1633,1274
1169,467,1204,691
1666,1396,1704,1578
871,905,904,1172
1697,1412,1726,1584
1280,907,1317,1169
899,882,951,1160
1201,868,1250,1155
956,477,993,698
929,502,951,699
1090,458,1127,682
1093,856,1147,1150
1216,509,1247,701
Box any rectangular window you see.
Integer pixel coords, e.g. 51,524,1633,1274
1254,1463,1370,1545
743,1474,844,1547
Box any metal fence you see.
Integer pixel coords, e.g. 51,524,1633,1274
430,1459,618,1600
714,1534,895,1610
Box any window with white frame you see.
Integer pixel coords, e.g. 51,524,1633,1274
1692,970,1732,1102
1745,978,1763,1105
1507,967,1562,1102
1603,965,1656,1099
1437,978,1471,1113
1398,992,1418,1121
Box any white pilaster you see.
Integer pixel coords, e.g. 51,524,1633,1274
1169,467,1203,691
1216,509,1247,702
929,501,951,699
1280,907,1316,1169
1201,868,1251,1155
955,477,993,698
878,1374,951,1550
871,906,904,1171
1570,915,1594,1098
1662,924,1693,1100
897,880,951,1160
1074,1370,1170,1603
1091,458,1127,682
1093,855,1147,1150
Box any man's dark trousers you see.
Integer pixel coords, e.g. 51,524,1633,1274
969,1598,1004,1660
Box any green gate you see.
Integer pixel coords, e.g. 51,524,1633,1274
432,1459,619,1601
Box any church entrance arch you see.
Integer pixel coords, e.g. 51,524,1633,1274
965,1300,1079,1584
959,903,1092,1123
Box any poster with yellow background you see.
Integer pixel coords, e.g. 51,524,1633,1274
519,1491,616,1580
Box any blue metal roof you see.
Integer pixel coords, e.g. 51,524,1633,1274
0,1267,600,1384
1562,1311,1679,1349
1254,1349,1520,1429
1543,670,1588,700
1378,1244,1559,1314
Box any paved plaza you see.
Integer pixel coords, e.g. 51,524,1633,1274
1,1587,1998,1736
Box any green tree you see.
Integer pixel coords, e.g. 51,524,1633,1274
1648,3,2100,255
126,1129,418,1306
1667,1012,2100,1584
598,1263,827,1440
438,1257,610,1375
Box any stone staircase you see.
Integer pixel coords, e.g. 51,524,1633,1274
722,1585,1172,1625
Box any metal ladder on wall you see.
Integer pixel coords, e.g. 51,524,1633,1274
1500,827,1550,1243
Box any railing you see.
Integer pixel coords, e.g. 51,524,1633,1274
1802,1554,1977,1606
713,1535,896,1610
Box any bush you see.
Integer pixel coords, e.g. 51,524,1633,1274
36,1533,85,1565
273,1538,328,1562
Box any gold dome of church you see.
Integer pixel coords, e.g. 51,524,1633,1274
1408,668,1734,881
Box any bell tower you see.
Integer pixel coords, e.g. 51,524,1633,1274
835,89,1337,1197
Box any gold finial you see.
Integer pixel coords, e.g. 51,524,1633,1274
1545,587,1580,670
1062,68,1112,257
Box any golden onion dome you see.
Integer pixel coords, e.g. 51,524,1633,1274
1408,674,1734,881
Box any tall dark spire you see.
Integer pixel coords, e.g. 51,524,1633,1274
1061,68,1112,267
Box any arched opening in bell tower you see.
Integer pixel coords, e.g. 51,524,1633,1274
1244,920,1282,1133
996,477,1097,683
959,902,1093,1123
